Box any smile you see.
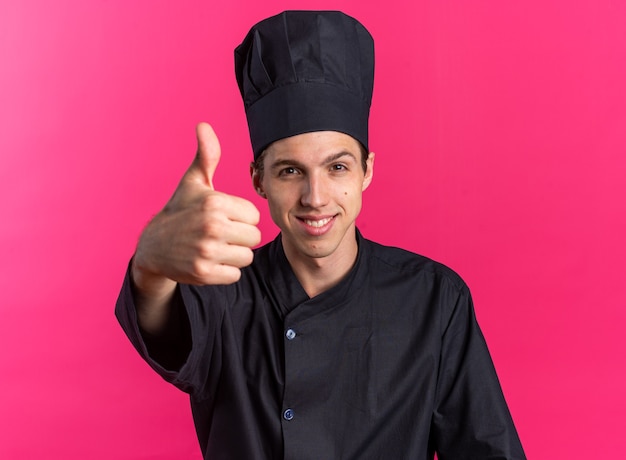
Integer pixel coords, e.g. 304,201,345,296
304,217,333,228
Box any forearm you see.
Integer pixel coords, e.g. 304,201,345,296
130,256,179,337
115,257,191,373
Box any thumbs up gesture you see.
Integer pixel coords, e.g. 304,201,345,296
132,123,262,295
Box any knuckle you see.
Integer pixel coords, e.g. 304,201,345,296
245,203,261,224
252,207,261,223
225,268,243,284
197,240,219,261
240,248,255,267
189,259,242,285
200,218,225,239
252,227,262,245
189,258,209,280
201,192,223,212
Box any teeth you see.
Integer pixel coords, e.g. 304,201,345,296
304,217,332,228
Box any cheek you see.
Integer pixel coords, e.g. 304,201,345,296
340,188,363,210
267,192,292,216
266,197,285,228
340,182,363,199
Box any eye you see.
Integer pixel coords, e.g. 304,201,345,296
330,163,348,172
279,166,299,176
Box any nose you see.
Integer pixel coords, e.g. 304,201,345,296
300,173,328,208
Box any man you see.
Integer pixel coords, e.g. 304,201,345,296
116,10,526,460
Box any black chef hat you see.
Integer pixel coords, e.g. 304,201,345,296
235,10,375,159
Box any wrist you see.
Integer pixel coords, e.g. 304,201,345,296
130,256,177,301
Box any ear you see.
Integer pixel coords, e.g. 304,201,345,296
250,162,267,198
361,152,375,192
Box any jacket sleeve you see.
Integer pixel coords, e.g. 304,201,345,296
114,261,225,397
431,284,526,460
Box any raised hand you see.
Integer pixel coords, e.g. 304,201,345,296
132,123,262,299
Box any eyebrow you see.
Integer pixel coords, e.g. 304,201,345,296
269,150,358,171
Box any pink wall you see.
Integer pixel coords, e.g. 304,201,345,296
1,0,625,458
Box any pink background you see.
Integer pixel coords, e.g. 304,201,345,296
1,0,625,458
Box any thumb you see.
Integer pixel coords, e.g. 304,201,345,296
194,122,221,189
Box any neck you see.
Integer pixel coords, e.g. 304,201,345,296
283,230,359,298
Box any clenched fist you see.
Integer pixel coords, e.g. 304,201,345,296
132,123,262,302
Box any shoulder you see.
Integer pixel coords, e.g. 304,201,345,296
360,238,475,335
362,238,468,294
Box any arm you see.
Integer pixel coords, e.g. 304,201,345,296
130,260,178,336
129,123,261,338
431,285,526,459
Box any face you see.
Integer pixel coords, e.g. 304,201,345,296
251,131,374,265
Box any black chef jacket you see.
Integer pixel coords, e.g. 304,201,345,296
116,231,526,459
